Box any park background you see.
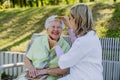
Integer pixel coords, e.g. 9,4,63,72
0,0,120,52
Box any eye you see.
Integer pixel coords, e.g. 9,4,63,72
58,27,62,29
50,26,55,28
53,26,55,28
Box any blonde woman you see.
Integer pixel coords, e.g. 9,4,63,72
49,4,103,80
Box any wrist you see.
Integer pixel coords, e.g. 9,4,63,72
46,68,50,75
68,24,72,29
68,26,72,29
28,66,34,70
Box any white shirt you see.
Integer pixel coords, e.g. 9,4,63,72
58,31,103,80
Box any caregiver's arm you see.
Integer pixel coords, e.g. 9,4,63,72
47,68,68,76
57,16,76,43
38,68,68,76
55,45,64,58
68,28,77,43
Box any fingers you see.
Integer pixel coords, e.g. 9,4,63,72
29,68,38,78
48,36,58,48
36,67,42,70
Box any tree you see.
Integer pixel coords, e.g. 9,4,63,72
113,0,116,2
79,0,83,3
40,0,44,6
20,0,23,8
90,0,94,2
65,0,69,4
23,0,26,7
36,0,38,7
28,0,33,7
12,0,15,8
56,0,59,5
0,0,4,5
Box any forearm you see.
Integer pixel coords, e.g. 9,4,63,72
37,68,68,77
68,28,77,43
55,45,64,58
23,56,34,70
47,68,68,76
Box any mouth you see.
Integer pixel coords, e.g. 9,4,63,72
52,32,59,36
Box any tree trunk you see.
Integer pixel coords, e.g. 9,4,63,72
28,1,33,7
20,0,23,8
113,0,116,2
56,0,59,5
65,0,69,4
23,0,26,7
53,0,55,5
12,0,15,8
0,0,1,5
36,0,38,7
40,0,43,6
79,0,83,3
8,0,10,8
90,0,94,2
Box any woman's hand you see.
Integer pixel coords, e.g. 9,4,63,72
48,36,58,48
57,16,72,29
28,67,39,78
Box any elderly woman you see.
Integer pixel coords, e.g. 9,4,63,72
17,15,70,80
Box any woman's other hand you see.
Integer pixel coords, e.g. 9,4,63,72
48,36,58,48
57,16,72,29
28,67,39,78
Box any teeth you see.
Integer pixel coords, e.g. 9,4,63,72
52,31,59,35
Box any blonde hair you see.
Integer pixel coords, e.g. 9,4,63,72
70,4,94,37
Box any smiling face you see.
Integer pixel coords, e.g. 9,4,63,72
47,20,62,41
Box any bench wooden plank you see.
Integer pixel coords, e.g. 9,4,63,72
5,52,9,75
9,53,13,76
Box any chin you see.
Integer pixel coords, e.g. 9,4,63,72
53,37,59,41
52,36,59,40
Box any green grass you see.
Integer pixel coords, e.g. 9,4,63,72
0,3,120,52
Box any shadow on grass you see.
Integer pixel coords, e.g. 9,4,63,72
0,8,41,32
92,3,113,22
106,2,120,37
92,2,120,37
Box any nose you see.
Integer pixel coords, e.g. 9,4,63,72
54,27,58,30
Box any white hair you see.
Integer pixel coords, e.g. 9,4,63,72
45,15,65,29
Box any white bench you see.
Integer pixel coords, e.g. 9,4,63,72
0,34,120,80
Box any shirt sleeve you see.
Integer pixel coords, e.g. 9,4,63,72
68,28,77,43
55,45,64,58
58,38,91,69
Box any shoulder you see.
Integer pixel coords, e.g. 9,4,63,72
30,35,47,46
33,35,47,42
73,31,98,46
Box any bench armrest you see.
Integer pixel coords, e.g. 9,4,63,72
0,62,24,79
0,62,24,71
